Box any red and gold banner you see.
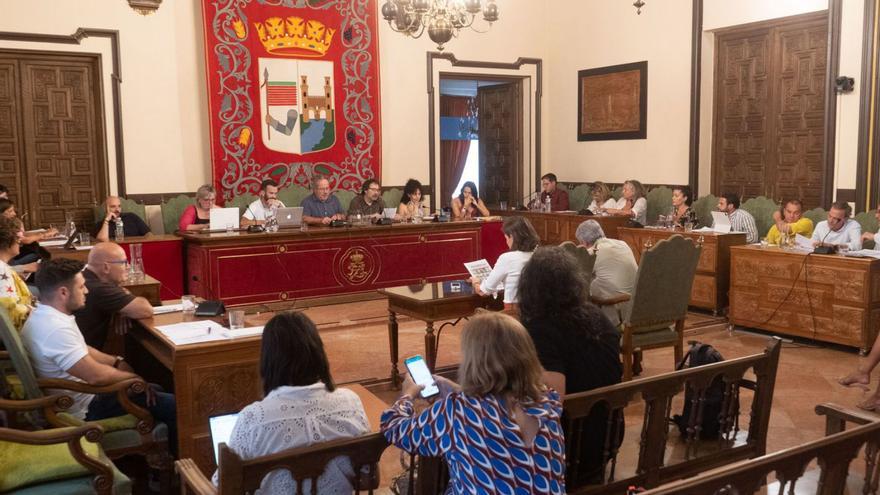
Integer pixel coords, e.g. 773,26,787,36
201,0,382,200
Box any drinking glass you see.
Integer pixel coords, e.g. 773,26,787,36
499,200,508,211
684,221,694,232
78,232,91,247
228,309,246,330
181,295,197,313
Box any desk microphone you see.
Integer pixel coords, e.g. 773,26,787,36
244,203,264,233
812,226,836,255
517,190,539,211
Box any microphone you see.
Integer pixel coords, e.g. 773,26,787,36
517,190,540,211
813,222,838,254
244,202,264,233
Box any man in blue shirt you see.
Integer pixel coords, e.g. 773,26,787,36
301,175,346,225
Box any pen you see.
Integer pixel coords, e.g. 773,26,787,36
207,327,212,335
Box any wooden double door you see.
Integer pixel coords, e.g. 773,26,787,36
0,50,107,229
713,12,828,209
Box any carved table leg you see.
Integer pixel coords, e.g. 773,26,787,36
388,311,400,388
425,321,437,372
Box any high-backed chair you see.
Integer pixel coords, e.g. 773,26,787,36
741,196,779,239
620,235,701,380
567,183,592,212
691,194,718,228
0,396,131,495
276,184,312,209
161,194,196,234
225,193,258,218
0,310,171,477
92,197,147,226
803,207,827,231
381,187,403,208
856,210,878,249
559,241,597,282
645,186,672,227
176,432,392,495
335,189,357,213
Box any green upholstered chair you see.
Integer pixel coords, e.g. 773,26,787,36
276,184,311,209
225,193,258,218
92,198,147,225
334,190,356,213
382,188,403,209
646,186,673,227
741,196,779,240
619,235,701,381
691,194,718,229
0,310,171,477
0,396,131,495
559,241,597,285
803,207,827,230
160,194,195,234
611,185,624,200
567,184,592,213
856,210,878,250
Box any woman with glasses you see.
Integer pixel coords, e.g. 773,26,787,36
179,184,220,231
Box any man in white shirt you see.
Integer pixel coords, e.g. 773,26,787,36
812,201,862,251
21,258,177,450
576,220,637,325
241,179,286,226
716,193,758,243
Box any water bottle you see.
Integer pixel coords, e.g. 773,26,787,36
544,195,551,213
115,217,124,241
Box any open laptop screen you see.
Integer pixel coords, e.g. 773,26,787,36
208,413,240,464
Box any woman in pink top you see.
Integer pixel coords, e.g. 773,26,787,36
178,184,220,231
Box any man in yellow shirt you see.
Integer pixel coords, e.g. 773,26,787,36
766,199,813,245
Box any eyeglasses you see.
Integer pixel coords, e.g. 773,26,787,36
368,187,380,192
106,259,129,266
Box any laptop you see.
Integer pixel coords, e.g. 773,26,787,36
209,207,240,231
208,413,240,463
276,206,304,228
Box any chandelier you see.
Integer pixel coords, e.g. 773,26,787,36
458,96,478,139
633,0,645,15
381,0,500,51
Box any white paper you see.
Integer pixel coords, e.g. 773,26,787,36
795,234,814,251
153,303,185,315
694,226,715,233
464,259,492,282
223,326,264,339
711,211,731,234
74,245,94,251
41,238,69,247
844,249,880,259
155,320,229,345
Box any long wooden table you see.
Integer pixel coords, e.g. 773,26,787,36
619,228,747,314
729,245,880,353
493,210,630,243
182,220,505,307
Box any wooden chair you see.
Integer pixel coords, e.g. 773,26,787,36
559,241,597,280
176,432,392,494
0,309,172,478
0,396,131,494
640,402,880,494
599,234,701,381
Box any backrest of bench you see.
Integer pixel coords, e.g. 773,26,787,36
562,338,782,494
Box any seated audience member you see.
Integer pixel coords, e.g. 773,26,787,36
179,184,220,231
94,196,151,242
539,173,570,211
74,242,154,350
347,178,385,219
518,246,622,485
767,199,814,245
575,220,637,325
585,181,616,214
811,201,862,251
861,203,880,248
242,179,286,227
470,216,539,309
213,311,368,492
0,183,8,199
302,175,346,225
671,185,697,227
451,181,490,219
715,193,758,243
382,311,565,494
0,217,33,330
0,199,54,272
20,258,176,448
605,179,647,225
397,178,424,220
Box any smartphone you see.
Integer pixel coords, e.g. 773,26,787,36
404,355,439,398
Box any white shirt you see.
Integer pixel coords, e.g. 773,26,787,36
476,250,533,304
243,199,286,221
586,198,617,214
725,208,759,244
811,219,862,251
612,197,647,225
213,383,369,494
590,238,638,325
874,231,880,248
21,304,93,418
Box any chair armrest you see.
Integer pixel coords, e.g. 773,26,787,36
176,458,218,495
815,402,879,435
37,377,155,433
0,350,9,360
590,293,631,306
0,393,73,413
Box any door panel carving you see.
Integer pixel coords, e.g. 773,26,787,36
0,59,27,208
478,82,522,207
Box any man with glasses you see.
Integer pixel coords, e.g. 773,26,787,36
347,178,385,220
74,242,153,350
301,174,346,225
811,201,862,251
94,196,151,242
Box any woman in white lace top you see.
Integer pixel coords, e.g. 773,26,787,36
212,312,369,494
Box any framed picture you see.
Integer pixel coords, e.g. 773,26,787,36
577,61,647,141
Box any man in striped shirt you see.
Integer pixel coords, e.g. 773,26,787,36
716,193,758,243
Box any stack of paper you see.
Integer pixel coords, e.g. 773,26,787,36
156,321,229,345
223,326,264,339
153,303,185,315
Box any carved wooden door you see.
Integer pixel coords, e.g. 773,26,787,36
712,12,827,209
0,51,107,229
478,82,522,207
0,58,28,209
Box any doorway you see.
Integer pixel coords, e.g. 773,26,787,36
438,75,524,208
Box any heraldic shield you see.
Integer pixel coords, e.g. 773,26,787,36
258,57,336,155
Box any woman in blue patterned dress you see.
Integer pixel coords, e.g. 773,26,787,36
381,311,566,494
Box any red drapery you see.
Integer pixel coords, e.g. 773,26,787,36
440,95,473,205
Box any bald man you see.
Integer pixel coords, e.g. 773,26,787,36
73,242,153,350
93,196,150,242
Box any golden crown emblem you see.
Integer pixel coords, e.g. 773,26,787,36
350,251,364,263
254,16,335,57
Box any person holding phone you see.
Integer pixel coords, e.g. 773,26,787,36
381,311,565,494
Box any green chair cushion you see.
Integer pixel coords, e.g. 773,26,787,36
630,326,678,348
381,188,403,208
334,190,356,212
566,183,592,212
803,207,827,229
277,185,312,209
160,194,195,235
56,413,168,452
57,413,138,434
0,434,109,492
646,186,673,227
12,466,131,495
93,198,147,225
691,194,718,229
741,196,779,239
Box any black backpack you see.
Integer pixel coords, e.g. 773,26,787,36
671,342,737,439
